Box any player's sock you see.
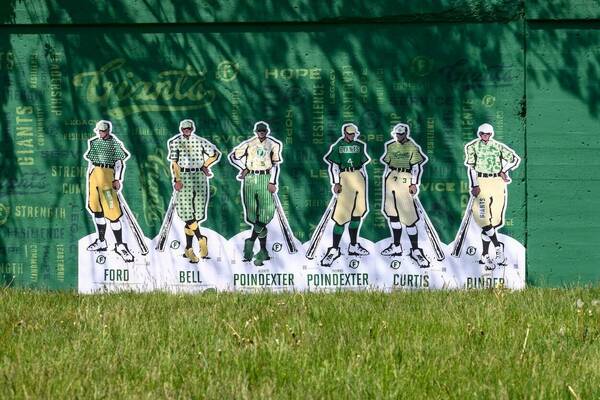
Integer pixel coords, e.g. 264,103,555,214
257,224,268,250
94,213,106,241
348,218,360,245
332,223,344,248
184,223,195,249
481,231,491,255
407,224,418,249
488,228,500,247
390,217,401,245
252,222,266,240
111,221,123,244
187,220,201,239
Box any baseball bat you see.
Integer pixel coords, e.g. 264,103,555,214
272,193,297,254
414,197,445,261
451,195,475,257
155,193,177,252
117,192,149,255
305,196,337,260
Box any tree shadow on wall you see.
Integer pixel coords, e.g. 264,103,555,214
5,0,598,248
0,0,18,287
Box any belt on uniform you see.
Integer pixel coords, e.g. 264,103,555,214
477,172,500,178
181,167,202,172
93,163,114,168
340,167,357,172
390,167,410,172
248,169,270,175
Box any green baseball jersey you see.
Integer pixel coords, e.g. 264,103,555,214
465,139,517,173
168,133,217,168
382,139,425,169
325,138,369,169
84,135,129,165
233,137,281,171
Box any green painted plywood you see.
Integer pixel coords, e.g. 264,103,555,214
526,23,600,286
0,22,526,289
526,0,600,20
0,0,523,25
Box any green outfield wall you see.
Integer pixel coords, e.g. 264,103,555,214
0,1,598,289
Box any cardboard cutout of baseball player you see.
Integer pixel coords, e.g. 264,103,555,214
380,122,431,268
464,122,521,270
320,123,371,267
84,120,135,262
229,121,283,266
167,119,221,263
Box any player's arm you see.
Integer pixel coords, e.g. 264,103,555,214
268,162,279,193
229,145,250,181
324,141,342,193
229,142,248,172
201,142,221,177
464,144,480,196
112,142,129,190
171,161,183,191
327,162,342,193
268,141,282,192
114,159,125,181
500,144,520,182
203,150,221,169
167,137,183,190
410,146,426,186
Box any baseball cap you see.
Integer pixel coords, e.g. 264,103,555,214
342,123,359,135
94,120,112,133
392,123,410,135
180,119,194,129
477,123,495,135
254,121,269,132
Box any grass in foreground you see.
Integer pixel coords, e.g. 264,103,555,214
1,288,600,399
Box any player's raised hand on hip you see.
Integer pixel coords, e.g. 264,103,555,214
112,180,121,190
471,186,481,197
268,183,277,193
238,169,249,180
174,181,183,191
201,166,213,177
333,183,342,194
409,184,418,195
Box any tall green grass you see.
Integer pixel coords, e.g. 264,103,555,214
1,288,600,399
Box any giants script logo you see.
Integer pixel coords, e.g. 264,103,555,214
73,59,216,119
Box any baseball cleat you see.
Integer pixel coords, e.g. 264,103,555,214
87,238,107,251
410,247,430,268
253,249,270,266
381,243,403,256
183,247,199,264
243,238,254,262
348,242,369,256
321,247,341,267
198,235,209,259
115,243,134,263
494,242,506,266
479,253,496,271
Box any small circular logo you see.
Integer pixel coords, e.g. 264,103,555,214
349,259,360,269
272,243,283,252
466,246,477,256
216,61,239,82
0,203,8,225
482,95,496,107
390,260,401,270
411,56,433,77
96,255,106,264
170,240,180,250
